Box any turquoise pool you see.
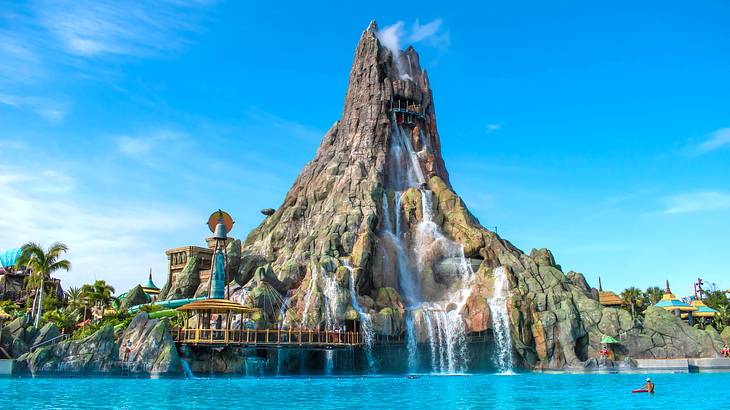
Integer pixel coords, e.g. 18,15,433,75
2,372,727,409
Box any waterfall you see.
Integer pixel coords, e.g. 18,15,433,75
324,350,334,375
301,266,320,328
181,360,195,379
279,295,291,330
405,310,417,373
323,272,339,330
344,262,377,372
380,118,475,374
489,266,514,374
423,312,438,370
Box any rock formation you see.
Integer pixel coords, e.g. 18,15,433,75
121,284,150,309
10,313,182,376
159,21,723,371
118,312,181,374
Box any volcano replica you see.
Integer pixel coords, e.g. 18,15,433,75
163,21,723,373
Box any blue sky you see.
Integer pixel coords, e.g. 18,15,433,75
1,1,728,297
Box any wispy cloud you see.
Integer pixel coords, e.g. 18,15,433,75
0,28,45,84
0,139,30,151
485,123,503,134
662,191,730,215
34,0,212,58
696,128,730,153
115,129,185,157
0,93,70,123
378,18,450,53
0,165,197,292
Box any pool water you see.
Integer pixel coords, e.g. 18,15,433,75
2,372,727,409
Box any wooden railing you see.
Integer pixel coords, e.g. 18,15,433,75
173,327,362,347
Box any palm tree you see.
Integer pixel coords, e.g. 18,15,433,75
644,286,664,304
81,280,116,315
713,305,729,331
65,287,82,309
621,287,644,319
15,242,71,328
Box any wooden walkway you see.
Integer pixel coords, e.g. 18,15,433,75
172,328,362,349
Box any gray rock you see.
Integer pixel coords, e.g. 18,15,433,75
119,312,181,375
122,285,150,309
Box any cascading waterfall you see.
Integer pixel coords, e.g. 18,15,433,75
301,266,319,328
405,311,417,373
279,295,291,330
344,263,377,372
324,350,334,375
489,266,514,374
181,360,195,379
381,115,475,373
323,272,339,330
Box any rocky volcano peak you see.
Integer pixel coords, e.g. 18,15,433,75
161,22,723,372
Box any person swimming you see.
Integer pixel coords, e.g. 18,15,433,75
641,378,655,393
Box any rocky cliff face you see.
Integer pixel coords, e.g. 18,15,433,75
10,313,182,376
162,21,721,371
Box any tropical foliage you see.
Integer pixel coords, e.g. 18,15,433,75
2,240,176,342
15,242,71,328
43,308,79,334
80,280,116,309
620,287,644,319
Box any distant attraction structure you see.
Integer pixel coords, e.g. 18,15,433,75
207,210,233,299
655,280,697,318
597,276,623,307
142,269,160,301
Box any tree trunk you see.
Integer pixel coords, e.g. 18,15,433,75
33,277,44,328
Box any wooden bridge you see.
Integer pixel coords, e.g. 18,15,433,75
172,327,362,348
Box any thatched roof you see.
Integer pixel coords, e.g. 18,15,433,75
176,298,257,313
599,291,623,306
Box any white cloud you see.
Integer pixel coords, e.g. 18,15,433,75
378,18,450,52
115,129,186,157
0,165,198,292
486,123,503,134
697,128,730,153
34,0,212,58
663,191,730,215
409,19,442,42
0,93,70,123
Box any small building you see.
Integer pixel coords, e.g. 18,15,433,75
655,280,697,318
681,297,718,320
163,237,235,298
174,299,258,345
141,271,160,302
597,277,623,307
0,248,25,301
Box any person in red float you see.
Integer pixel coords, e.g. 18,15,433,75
633,378,655,394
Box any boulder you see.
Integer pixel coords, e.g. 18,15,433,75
375,287,404,311
119,312,181,375
122,285,150,309
31,322,60,348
